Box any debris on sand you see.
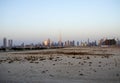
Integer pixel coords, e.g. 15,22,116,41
30,61,34,63
93,69,96,72
98,65,101,67
87,56,90,59
54,59,57,61
66,71,69,74
56,56,60,58
41,71,46,74
39,57,46,61
34,62,39,64
72,56,75,58
79,73,84,76
48,55,54,60
8,71,10,73
24,56,38,61
53,64,55,66
81,63,84,65
114,58,117,67
68,62,73,65
49,74,54,77
99,61,101,64
13,51,113,56
116,74,119,77
76,56,82,59
0,60,4,64
8,60,14,63
88,62,92,66
89,62,92,64
83,61,87,63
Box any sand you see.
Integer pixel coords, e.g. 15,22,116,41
0,47,120,83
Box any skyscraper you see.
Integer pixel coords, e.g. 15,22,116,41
58,32,62,46
47,38,50,47
88,38,90,45
3,38,7,48
8,39,13,48
77,41,79,46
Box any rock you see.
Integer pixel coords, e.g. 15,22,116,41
49,74,54,77
79,73,83,76
116,74,119,77
87,56,90,59
41,71,46,74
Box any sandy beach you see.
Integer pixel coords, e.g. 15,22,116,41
0,47,120,83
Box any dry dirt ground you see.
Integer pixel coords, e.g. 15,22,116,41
0,47,120,83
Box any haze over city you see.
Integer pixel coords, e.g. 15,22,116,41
0,0,120,45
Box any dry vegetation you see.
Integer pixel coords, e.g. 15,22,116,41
12,49,113,56
0,48,113,64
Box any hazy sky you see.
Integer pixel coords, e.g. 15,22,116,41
0,0,120,45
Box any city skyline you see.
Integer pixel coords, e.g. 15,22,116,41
0,0,120,45
0,37,119,47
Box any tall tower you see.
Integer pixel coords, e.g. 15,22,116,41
47,38,50,47
88,38,89,46
58,31,62,46
3,38,7,48
8,39,13,48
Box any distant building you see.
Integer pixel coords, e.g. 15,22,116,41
64,40,75,47
43,40,48,46
98,38,104,46
81,42,87,46
43,38,51,47
67,40,70,46
50,41,53,46
25,44,34,49
58,31,62,47
47,38,50,47
64,40,70,47
8,39,13,48
89,40,97,46
88,38,90,46
103,39,116,45
70,40,75,46
64,41,67,46
77,41,79,46
21,43,24,47
116,38,120,46
58,41,62,47
3,38,7,48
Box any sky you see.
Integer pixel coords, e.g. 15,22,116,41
0,0,120,45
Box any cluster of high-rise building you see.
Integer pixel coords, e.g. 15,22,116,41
0,37,120,51
42,39,75,47
64,40,75,47
2,38,13,48
98,38,117,46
